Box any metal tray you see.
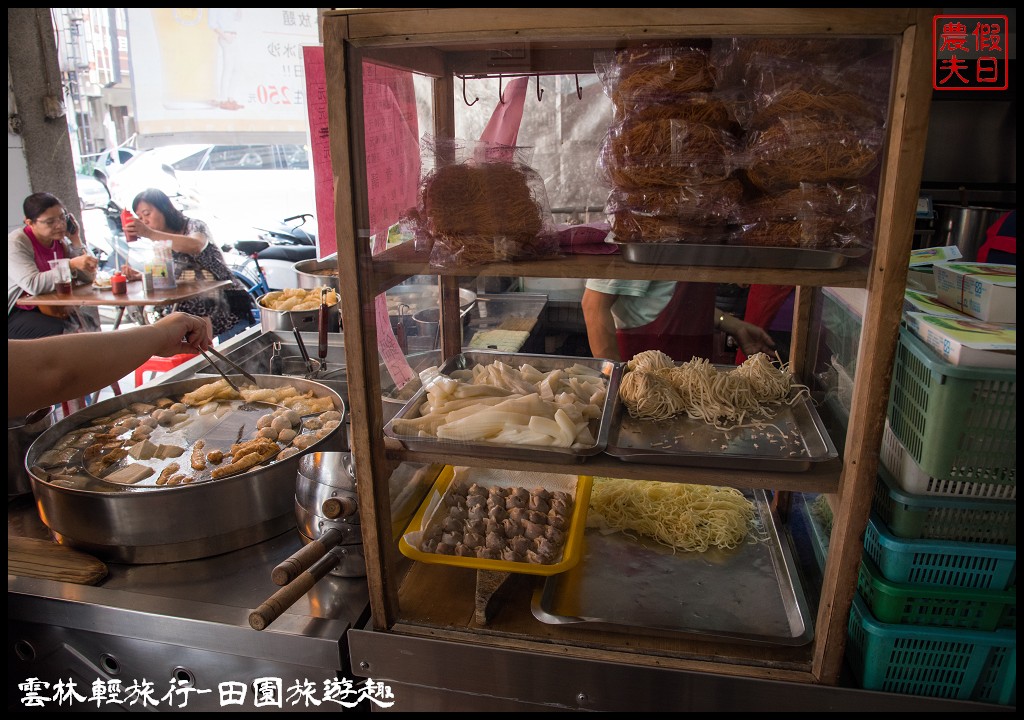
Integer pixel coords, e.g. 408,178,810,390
531,489,814,646
614,241,870,269
606,385,838,471
383,351,621,463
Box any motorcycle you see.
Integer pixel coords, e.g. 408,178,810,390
223,213,320,295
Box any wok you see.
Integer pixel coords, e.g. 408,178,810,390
26,375,345,564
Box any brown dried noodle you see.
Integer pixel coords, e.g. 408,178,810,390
734,217,870,250
605,156,734,189
605,119,739,166
741,183,876,223
421,162,550,266
745,117,881,192
749,88,874,129
612,48,717,105
615,93,734,128
607,178,744,225
611,212,728,244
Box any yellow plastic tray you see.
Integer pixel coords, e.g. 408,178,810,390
399,466,592,576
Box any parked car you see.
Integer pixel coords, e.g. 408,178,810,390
76,172,112,210
85,145,140,186
106,142,315,229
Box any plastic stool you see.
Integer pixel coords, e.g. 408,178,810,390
134,353,197,387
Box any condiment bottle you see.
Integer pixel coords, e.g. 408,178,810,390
121,208,138,242
111,272,128,296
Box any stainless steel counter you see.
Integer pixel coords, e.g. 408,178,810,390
8,495,369,712
8,325,369,712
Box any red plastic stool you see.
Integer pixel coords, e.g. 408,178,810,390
134,353,197,387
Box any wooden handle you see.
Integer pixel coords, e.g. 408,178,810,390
270,527,344,586
318,301,329,360
249,553,341,631
321,496,358,519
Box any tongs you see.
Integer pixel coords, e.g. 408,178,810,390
192,344,257,392
316,287,329,379
192,344,276,412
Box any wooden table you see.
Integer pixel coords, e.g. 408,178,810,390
28,278,232,329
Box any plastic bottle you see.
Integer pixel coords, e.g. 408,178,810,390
121,208,138,242
111,272,128,296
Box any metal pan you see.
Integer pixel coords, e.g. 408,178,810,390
605,386,838,471
613,241,869,269
531,489,814,646
383,351,621,463
25,375,345,564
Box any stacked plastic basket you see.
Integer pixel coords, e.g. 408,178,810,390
845,327,1016,705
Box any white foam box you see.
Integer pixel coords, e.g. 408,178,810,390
932,262,1016,323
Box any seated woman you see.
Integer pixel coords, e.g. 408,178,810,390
8,192,99,339
124,188,254,342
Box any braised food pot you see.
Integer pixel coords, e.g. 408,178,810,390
26,375,345,564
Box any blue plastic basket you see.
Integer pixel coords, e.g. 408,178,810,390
847,593,1017,704
862,514,1017,590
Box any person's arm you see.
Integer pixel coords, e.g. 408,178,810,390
64,214,98,282
7,313,214,418
125,218,207,255
716,308,777,359
581,287,622,362
8,234,57,297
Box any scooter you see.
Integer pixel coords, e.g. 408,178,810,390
223,214,319,293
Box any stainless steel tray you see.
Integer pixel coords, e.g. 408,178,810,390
531,489,813,646
606,386,837,471
614,241,869,269
383,351,621,463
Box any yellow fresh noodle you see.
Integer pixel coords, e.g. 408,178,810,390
588,477,756,553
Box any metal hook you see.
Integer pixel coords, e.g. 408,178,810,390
536,75,544,102
498,75,505,104
574,74,583,100
461,76,478,107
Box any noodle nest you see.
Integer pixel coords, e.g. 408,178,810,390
588,478,757,553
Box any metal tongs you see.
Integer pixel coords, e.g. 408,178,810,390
192,344,257,393
191,344,281,412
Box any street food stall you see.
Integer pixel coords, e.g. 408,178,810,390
8,6,1015,714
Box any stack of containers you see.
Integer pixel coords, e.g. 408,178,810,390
845,318,1016,704
811,285,1016,704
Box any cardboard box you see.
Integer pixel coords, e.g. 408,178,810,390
905,311,1016,369
902,289,972,320
933,262,1016,323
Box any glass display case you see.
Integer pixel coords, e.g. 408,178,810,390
320,8,935,702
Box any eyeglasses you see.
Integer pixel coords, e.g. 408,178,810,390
35,213,69,228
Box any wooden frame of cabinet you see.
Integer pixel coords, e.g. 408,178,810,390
323,8,934,686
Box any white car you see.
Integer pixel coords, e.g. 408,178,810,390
107,143,315,229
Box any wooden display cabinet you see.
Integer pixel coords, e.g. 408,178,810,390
322,8,934,695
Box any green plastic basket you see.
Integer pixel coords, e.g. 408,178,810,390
847,593,1017,704
886,328,1015,484
880,420,1016,500
872,466,1017,545
862,514,1017,590
856,555,1016,631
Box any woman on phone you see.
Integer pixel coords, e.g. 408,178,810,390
7,192,99,339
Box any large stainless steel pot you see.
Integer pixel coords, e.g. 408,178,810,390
294,257,340,293
26,375,345,564
933,204,1006,263
257,292,341,333
9,407,54,497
